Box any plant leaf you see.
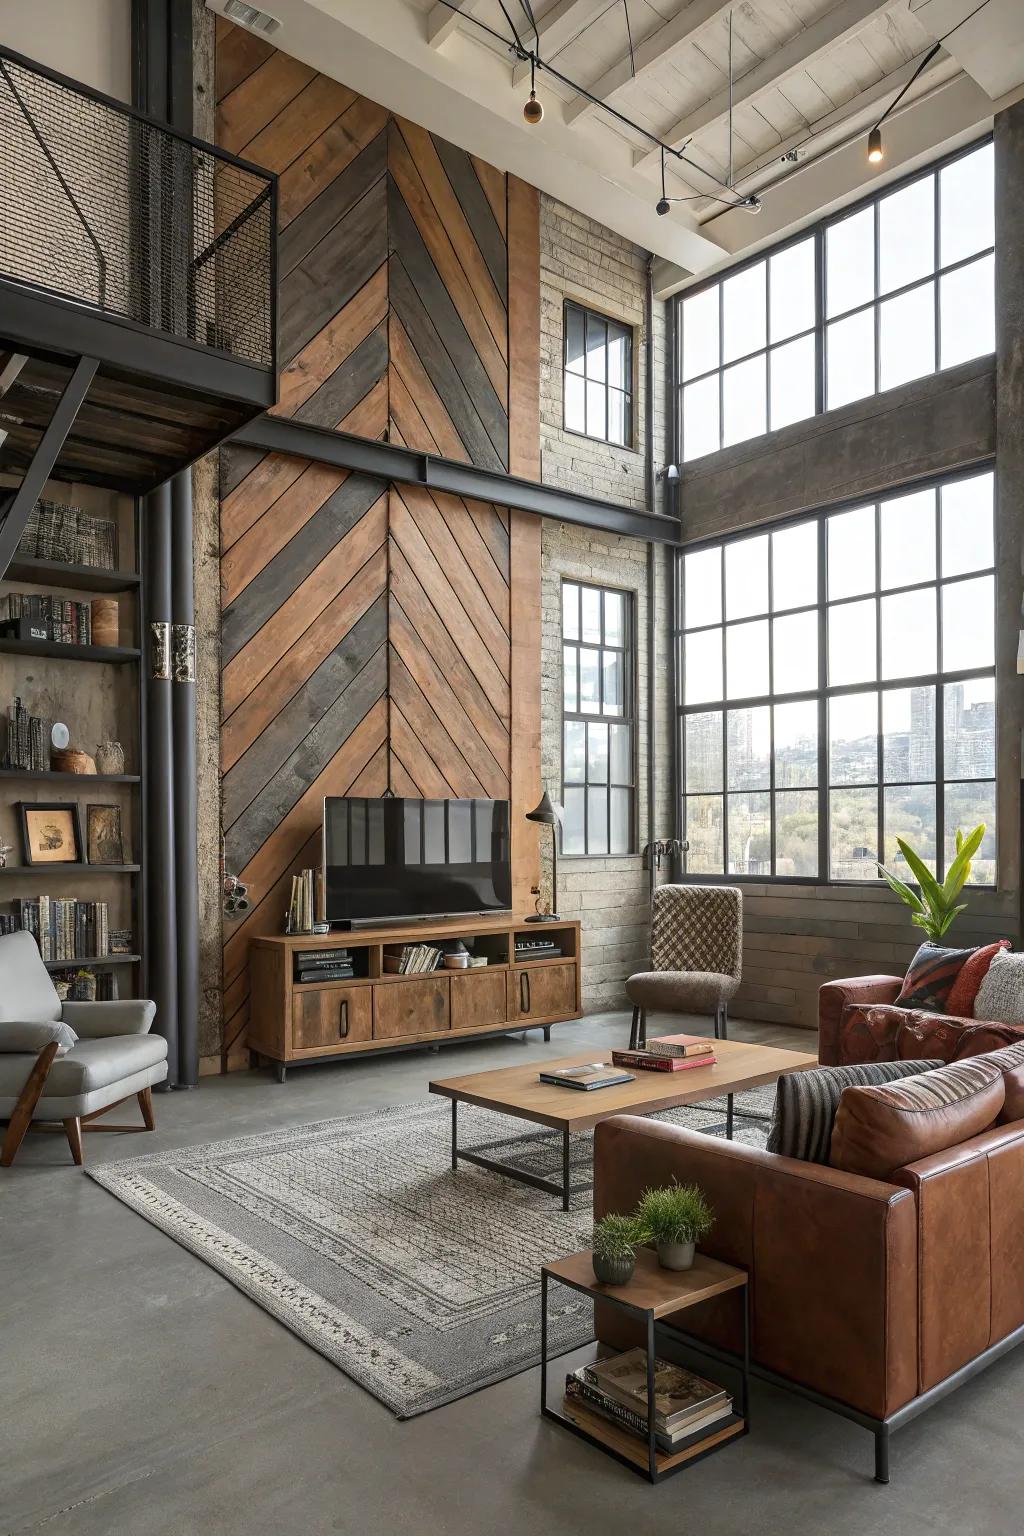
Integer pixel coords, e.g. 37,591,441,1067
896,838,944,913
942,824,985,903
877,863,925,914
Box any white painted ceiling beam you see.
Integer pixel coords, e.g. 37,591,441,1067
426,0,475,48
511,0,613,85
564,0,736,126
633,0,897,172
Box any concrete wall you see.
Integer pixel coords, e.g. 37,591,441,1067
0,0,131,98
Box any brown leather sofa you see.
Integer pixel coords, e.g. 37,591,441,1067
593,1101,1024,1483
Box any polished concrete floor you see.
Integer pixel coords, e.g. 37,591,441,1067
3,1010,1022,1536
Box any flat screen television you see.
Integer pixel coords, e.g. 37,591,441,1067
323,797,512,925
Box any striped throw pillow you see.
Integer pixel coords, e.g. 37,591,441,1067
767,1059,944,1165
895,942,979,1013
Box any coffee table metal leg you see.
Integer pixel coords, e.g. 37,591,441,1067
540,1269,549,1412
562,1127,570,1211
725,1093,734,1140
451,1099,458,1171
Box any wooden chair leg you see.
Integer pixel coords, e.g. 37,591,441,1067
64,1117,84,1166
1,1041,60,1168
137,1086,155,1131
638,1009,647,1048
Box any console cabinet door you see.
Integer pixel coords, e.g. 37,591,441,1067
507,963,576,1021
450,968,508,1031
291,986,373,1055
374,978,450,1039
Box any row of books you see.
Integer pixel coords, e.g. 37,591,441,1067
0,593,94,645
1,898,111,960
17,500,119,569
51,968,119,1002
2,696,49,772
612,1034,717,1074
564,1350,734,1454
294,947,354,984
285,868,321,934
383,943,443,975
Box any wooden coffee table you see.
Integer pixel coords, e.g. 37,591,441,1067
429,1039,817,1210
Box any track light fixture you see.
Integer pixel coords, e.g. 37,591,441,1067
523,55,543,124
656,147,670,215
867,126,884,164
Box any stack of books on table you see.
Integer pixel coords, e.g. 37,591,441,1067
611,1032,717,1074
294,948,354,983
564,1349,735,1454
382,943,443,975
538,1062,634,1091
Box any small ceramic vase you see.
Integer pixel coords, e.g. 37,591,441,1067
95,740,125,775
592,1251,635,1286
656,1239,696,1272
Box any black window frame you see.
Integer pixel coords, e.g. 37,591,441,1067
560,578,637,858
562,299,636,450
674,135,995,464
673,464,998,889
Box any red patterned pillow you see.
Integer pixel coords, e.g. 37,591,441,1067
945,940,1011,1018
895,942,978,1013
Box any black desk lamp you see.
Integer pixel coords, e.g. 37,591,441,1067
524,790,563,922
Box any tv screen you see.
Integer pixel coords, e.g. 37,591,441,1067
323,797,512,924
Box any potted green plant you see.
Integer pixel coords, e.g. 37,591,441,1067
591,1213,645,1285
636,1181,714,1272
877,823,986,941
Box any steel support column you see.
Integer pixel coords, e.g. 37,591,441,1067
143,482,179,1081
170,471,199,1085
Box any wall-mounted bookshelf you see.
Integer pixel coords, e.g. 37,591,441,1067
0,475,146,1001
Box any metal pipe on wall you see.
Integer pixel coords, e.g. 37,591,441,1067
644,254,658,904
171,472,199,1085
143,482,180,1081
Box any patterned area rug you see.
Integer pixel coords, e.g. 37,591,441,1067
89,1088,773,1418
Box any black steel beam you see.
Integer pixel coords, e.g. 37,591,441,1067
0,284,275,410
232,416,683,545
0,355,98,576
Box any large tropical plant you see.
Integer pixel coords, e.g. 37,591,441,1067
877,823,986,942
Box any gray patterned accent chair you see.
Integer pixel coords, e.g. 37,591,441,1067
626,885,743,1049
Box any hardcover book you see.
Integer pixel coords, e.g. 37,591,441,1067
611,1050,717,1073
581,1350,728,1429
538,1063,634,1091
644,1033,717,1059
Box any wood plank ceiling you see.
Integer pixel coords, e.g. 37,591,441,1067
215,18,534,1065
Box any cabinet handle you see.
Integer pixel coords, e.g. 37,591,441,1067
520,971,531,1014
339,998,349,1039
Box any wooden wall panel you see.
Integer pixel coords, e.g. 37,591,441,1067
215,21,540,1065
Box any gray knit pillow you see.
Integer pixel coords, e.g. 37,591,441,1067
768,1059,944,1164
973,951,1024,1025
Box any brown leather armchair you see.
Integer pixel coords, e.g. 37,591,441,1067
818,974,903,1064
593,1110,1024,1483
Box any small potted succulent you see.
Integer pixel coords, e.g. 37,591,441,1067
636,1181,714,1272
591,1213,645,1286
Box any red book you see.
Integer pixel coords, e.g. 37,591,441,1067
611,1050,717,1073
645,1033,717,1059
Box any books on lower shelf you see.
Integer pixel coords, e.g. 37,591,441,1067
1,592,93,645
563,1373,736,1454
295,947,354,984
383,943,443,975
538,1063,634,1091
573,1351,733,1445
611,1049,717,1073
0,898,110,960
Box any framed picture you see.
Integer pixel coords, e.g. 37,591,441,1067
86,803,124,866
18,802,84,866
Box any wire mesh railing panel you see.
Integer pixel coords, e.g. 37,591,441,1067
0,51,274,370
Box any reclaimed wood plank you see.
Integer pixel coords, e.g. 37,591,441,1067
240,74,357,173
293,321,388,430
217,53,315,156
274,264,387,416
278,130,388,277
388,311,468,462
388,645,487,797
431,135,507,306
278,99,389,227
279,176,387,365
221,461,347,605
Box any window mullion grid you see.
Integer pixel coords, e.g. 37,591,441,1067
817,513,829,880
873,200,881,396
767,533,776,875
718,281,725,452
815,226,825,415
936,508,946,880
721,550,728,872
875,500,884,871
934,171,942,374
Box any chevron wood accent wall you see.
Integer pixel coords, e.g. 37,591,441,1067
215,21,539,1067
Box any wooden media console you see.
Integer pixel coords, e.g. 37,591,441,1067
248,914,582,1081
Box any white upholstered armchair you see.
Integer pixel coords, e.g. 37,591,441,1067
0,931,166,1167
626,885,743,1049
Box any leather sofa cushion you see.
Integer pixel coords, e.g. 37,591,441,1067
830,1056,1005,1180
0,1033,167,1099
767,1058,943,1164
945,939,1011,1016
895,942,979,1013
837,1002,903,1062
955,1039,1024,1124
896,1010,972,1061
951,1021,1024,1059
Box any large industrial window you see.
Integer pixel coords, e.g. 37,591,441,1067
677,139,994,462
677,468,996,885
563,300,634,447
561,580,635,856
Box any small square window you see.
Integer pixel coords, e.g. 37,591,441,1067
563,301,635,448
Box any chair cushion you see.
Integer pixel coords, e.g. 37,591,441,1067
0,1018,78,1055
767,1058,944,1165
830,1056,1005,1180
973,950,1024,1026
37,1033,167,1097
0,930,61,1023
625,970,739,1012
945,939,1011,1017
894,941,979,1013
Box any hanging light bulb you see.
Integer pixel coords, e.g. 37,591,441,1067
867,127,884,164
523,56,543,124
656,146,670,216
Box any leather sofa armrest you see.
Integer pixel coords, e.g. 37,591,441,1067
61,999,156,1037
893,1122,1024,1389
0,1018,77,1054
819,975,903,1064
594,1115,919,1420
